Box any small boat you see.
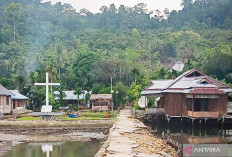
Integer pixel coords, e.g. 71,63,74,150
68,113,79,118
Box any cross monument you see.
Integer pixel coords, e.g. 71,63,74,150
34,72,60,112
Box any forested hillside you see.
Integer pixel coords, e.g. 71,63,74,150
0,0,231,109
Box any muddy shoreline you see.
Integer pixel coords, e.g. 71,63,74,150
0,119,114,127
0,119,114,153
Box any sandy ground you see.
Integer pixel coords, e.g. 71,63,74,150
95,107,177,157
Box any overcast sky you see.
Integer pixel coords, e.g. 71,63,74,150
42,0,183,13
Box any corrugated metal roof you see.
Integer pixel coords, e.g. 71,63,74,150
221,88,232,93
148,80,174,90
0,84,14,96
205,76,229,88
90,94,112,100
189,88,226,94
54,90,91,100
9,90,29,100
141,90,163,95
141,69,232,95
164,89,192,93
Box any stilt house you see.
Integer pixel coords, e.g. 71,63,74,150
141,69,232,118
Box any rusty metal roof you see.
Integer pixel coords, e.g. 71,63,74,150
90,94,112,100
189,88,226,94
141,69,232,95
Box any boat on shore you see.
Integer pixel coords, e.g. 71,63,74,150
68,114,79,118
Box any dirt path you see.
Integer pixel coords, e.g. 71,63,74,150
95,107,176,157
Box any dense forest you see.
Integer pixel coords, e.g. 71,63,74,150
0,0,231,110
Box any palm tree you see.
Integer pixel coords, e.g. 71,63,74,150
74,88,83,111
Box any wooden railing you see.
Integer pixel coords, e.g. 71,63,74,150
187,110,219,118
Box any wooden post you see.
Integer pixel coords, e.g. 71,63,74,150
192,98,194,112
199,119,202,136
222,116,225,130
192,119,195,136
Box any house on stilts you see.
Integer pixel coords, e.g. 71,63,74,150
141,69,232,119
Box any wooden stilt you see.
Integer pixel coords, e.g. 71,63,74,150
192,119,195,136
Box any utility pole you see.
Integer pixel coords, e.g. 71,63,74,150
109,71,116,113
116,83,118,108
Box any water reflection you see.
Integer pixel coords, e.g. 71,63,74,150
145,118,232,156
145,118,232,146
1,141,100,157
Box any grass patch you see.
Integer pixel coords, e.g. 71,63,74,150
16,111,118,121
57,116,112,120
57,111,117,120
81,111,117,118
16,117,40,121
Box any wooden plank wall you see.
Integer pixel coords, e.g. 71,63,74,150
164,93,186,116
164,93,228,116
0,95,12,114
210,95,227,115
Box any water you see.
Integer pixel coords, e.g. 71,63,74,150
1,141,100,157
145,117,232,149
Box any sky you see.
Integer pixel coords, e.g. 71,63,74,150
42,0,183,14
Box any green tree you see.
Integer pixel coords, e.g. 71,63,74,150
5,3,22,42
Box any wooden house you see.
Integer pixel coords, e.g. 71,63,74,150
141,69,232,118
0,84,13,114
90,94,112,111
10,90,29,113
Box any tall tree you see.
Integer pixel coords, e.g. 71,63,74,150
181,0,193,13
5,3,22,42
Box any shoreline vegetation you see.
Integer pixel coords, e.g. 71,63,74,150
14,111,118,121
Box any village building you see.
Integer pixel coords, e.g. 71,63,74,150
141,69,232,118
9,90,29,113
171,61,185,72
0,84,13,114
54,90,91,109
90,94,112,111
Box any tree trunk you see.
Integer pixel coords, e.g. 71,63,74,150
13,21,16,42
59,67,61,80
78,96,79,111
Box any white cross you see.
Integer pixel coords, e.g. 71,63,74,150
34,72,60,112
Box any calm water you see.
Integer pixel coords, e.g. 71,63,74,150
1,141,100,157
145,118,232,146
144,118,232,156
